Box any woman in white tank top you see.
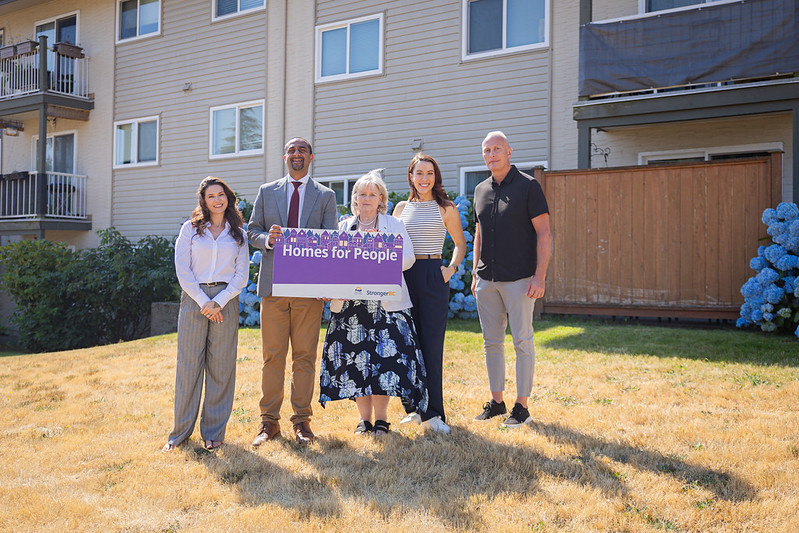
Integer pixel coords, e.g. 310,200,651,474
393,154,466,434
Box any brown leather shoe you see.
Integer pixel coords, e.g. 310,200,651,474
293,421,315,444
252,421,281,447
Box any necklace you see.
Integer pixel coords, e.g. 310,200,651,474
357,214,378,230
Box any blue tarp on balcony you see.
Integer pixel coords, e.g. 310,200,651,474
579,0,799,97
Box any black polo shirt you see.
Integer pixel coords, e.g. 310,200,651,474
473,165,549,282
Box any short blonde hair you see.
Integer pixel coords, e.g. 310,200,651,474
350,170,388,216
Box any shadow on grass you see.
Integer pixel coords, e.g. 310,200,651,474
190,421,755,529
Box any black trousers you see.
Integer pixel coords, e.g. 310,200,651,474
402,258,450,422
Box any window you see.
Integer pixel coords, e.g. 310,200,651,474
210,101,264,158
316,14,383,83
645,0,728,13
213,0,264,20
32,132,76,173
36,13,77,45
463,0,548,59
118,0,160,42
459,161,546,197
114,116,159,167
316,176,360,206
639,143,782,165
0,29,4,47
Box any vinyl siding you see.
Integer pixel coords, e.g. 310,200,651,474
113,0,269,240
313,0,551,195
592,0,639,21
549,0,580,171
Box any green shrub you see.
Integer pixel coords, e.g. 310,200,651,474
0,228,178,352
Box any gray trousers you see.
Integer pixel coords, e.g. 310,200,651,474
167,285,239,446
474,275,536,398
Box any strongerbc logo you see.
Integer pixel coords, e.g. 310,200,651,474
354,287,363,294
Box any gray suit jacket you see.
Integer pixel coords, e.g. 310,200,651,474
247,176,338,297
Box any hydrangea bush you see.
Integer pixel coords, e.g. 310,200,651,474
737,202,799,339
235,191,479,326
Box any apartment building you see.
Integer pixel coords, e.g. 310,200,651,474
0,0,314,246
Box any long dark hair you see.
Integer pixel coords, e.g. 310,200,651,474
407,153,453,207
191,176,245,245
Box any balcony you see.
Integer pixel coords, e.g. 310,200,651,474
0,35,93,119
578,0,798,100
0,171,91,233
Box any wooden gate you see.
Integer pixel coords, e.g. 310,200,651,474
537,153,782,319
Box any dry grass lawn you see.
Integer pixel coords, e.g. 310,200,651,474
1,318,798,532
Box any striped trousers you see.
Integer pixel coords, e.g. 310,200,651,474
167,285,239,446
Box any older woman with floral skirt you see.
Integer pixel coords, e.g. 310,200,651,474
319,170,428,435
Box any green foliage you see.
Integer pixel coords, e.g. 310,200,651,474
0,228,178,352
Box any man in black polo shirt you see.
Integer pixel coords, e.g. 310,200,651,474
470,131,551,428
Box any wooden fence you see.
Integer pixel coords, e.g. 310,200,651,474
537,153,782,319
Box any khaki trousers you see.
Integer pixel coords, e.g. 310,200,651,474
259,295,323,424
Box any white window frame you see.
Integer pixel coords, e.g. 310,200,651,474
212,0,265,22
639,142,783,165
461,0,550,61
0,29,4,47
116,0,162,44
208,100,264,160
315,13,384,84
34,10,80,45
459,160,547,196
316,175,361,206
30,130,79,173
113,115,160,168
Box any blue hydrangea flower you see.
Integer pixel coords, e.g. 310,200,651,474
762,208,778,225
795,325,799,339
767,222,787,237
764,285,784,304
757,245,766,257
251,250,262,265
749,257,768,271
761,322,777,332
762,312,774,322
777,307,792,319
775,254,799,271
764,244,787,263
238,200,247,211
751,309,763,322
756,268,779,285
776,202,799,220
736,317,750,327
740,278,762,298
761,303,773,313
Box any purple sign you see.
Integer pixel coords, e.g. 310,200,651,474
272,228,403,300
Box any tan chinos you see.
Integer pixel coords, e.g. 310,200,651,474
259,295,323,424
167,284,239,446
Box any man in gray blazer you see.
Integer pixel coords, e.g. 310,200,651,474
247,137,338,445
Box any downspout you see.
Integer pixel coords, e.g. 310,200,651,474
36,34,48,236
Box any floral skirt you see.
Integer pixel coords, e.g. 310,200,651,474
319,299,428,413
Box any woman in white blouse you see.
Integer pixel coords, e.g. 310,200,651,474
162,177,249,452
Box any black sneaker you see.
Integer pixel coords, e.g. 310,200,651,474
473,400,507,421
502,403,531,428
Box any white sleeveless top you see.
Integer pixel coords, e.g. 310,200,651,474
399,200,447,255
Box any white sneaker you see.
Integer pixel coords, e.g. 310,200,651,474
400,412,422,425
422,416,451,434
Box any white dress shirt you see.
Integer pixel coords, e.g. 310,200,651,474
174,220,250,308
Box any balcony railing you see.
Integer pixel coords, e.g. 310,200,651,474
0,39,90,100
0,171,88,220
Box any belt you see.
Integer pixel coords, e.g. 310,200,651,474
200,281,228,286
415,254,442,260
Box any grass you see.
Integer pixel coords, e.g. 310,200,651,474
1,317,797,531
